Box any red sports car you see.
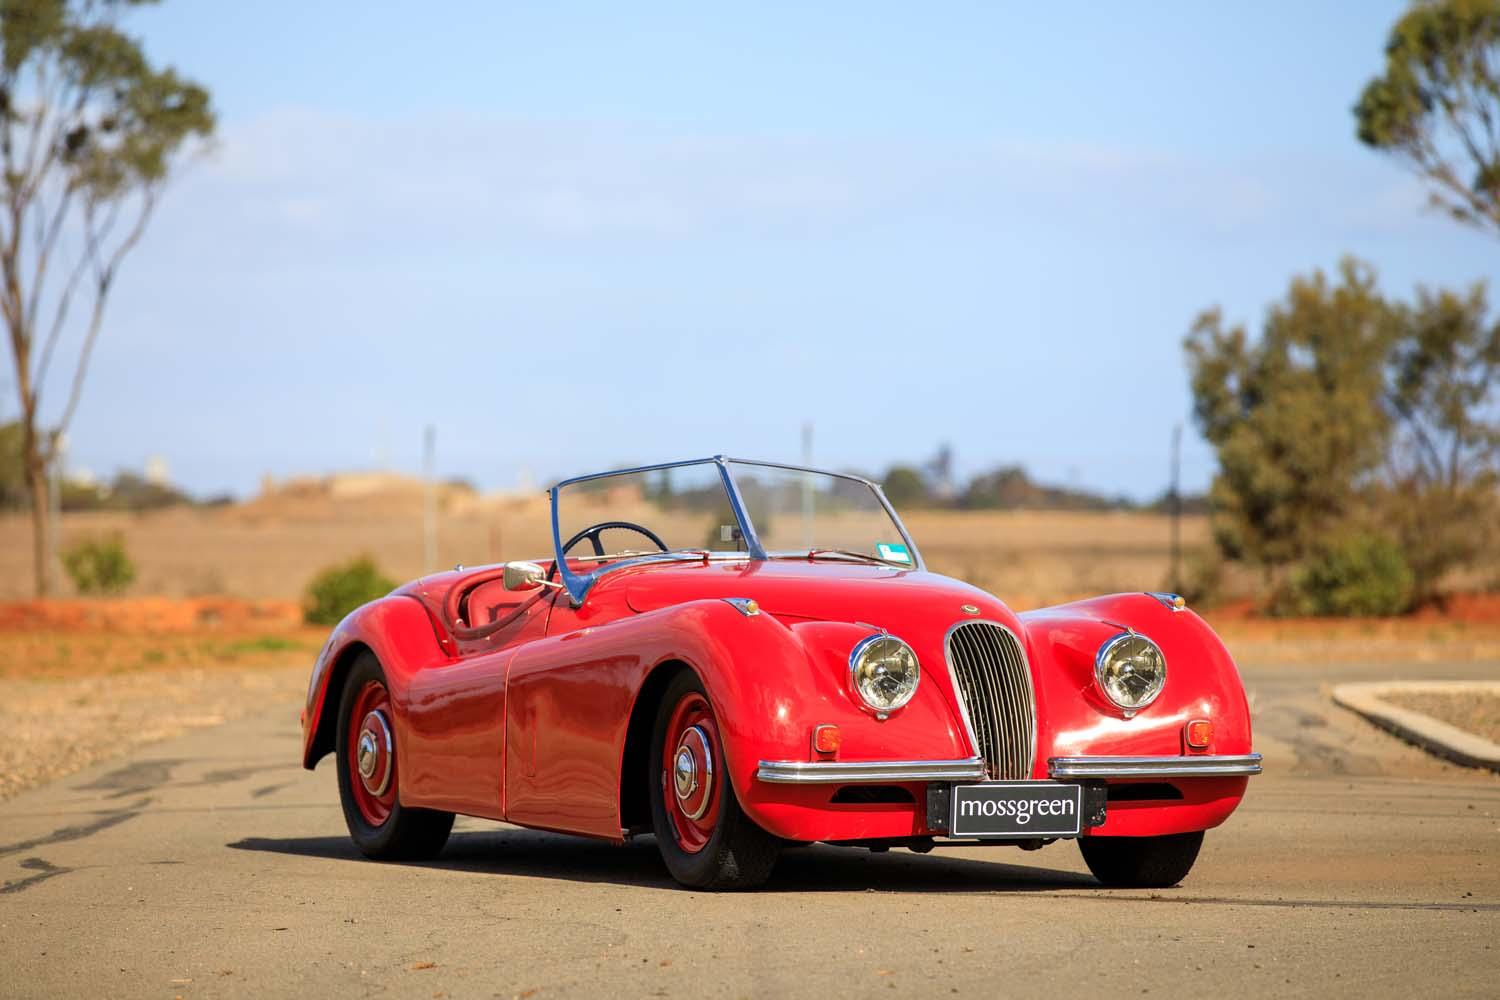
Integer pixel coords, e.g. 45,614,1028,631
301,457,1260,889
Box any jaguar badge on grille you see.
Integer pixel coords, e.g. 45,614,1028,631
960,604,980,615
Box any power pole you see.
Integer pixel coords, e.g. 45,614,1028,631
1169,423,1182,594
423,425,437,573
800,422,814,549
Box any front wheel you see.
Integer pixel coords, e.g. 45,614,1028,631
1078,830,1204,888
648,672,780,889
335,653,454,860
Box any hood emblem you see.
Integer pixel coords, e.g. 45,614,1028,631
960,604,980,616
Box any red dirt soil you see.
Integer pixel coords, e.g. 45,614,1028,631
0,597,302,634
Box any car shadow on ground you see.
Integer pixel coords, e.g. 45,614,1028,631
227,829,1101,893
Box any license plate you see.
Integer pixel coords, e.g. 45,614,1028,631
949,781,1083,838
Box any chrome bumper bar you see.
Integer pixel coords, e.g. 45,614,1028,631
755,757,986,784
1048,754,1263,779
754,753,1262,785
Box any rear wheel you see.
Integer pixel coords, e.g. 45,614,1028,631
648,672,780,889
1078,830,1204,888
335,653,454,860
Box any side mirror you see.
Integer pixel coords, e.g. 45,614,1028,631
502,561,549,591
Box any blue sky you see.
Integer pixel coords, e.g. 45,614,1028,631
17,1,1494,499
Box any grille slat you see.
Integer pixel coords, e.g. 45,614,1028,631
945,622,1036,780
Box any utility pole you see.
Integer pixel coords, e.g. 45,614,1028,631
423,425,437,573
800,422,814,549
1169,423,1182,594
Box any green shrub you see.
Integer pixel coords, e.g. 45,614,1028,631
1278,533,1414,617
61,533,136,595
1176,547,1226,608
303,555,396,625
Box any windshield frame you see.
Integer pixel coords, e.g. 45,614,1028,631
548,455,924,603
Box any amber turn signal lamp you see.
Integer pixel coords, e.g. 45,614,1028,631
1185,719,1213,749
812,724,841,756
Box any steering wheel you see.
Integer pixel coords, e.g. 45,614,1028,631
560,520,670,558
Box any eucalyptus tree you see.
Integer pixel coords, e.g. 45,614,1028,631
1356,0,1500,235
0,0,212,594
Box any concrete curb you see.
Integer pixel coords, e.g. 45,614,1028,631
1331,681,1500,774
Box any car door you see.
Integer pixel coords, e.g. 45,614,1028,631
399,586,556,819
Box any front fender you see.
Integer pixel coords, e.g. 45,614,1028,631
300,594,452,770
500,598,970,841
1021,593,1254,835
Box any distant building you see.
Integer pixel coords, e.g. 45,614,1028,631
145,455,170,486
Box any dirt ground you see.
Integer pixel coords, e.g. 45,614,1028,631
0,492,1217,607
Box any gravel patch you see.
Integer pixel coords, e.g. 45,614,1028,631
1382,690,1500,746
0,665,306,801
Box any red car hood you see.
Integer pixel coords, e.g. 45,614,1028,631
618,558,1012,628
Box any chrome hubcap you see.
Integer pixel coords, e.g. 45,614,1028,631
672,725,713,821
356,710,393,796
674,748,697,798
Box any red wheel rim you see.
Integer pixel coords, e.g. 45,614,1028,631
347,680,397,827
661,691,722,854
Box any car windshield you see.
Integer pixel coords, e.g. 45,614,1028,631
725,461,915,566
551,458,919,600
553,460,752,562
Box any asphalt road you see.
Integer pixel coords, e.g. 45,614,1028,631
2,657,1497,999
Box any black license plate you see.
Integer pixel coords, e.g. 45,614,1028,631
949,781,1083,838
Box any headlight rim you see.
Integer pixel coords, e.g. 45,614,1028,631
1094,630,1167,716
848,632,921,716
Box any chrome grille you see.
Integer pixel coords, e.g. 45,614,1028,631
944,621,1036,780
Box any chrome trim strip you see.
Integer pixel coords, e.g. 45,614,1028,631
756,757,986,784
1047,754,1264,778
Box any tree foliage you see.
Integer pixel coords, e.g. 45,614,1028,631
1382,284,1500,602
1188,259,1500,608
1186,259,1400,568
1355,0,1500,234
0,0,213,594
881,465,929,508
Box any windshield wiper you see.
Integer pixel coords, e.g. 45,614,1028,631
803,548,905,567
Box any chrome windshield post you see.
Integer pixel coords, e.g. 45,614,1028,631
548,484,588,605
714,455,768,561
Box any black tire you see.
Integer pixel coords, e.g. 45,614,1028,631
1078,830,1204,888
648,671,781,889
335,653,454,861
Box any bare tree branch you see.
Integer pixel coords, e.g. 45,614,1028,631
55,189,157,437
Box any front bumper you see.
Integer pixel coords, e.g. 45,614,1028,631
754,753,1262,784
755,757,986,784
1047,754,1263,779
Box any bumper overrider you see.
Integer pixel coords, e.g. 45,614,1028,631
754,753,1263,783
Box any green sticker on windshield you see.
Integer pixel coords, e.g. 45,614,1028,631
876,543,912,564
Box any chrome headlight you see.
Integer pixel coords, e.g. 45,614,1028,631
849,633,920,714
1095,632,1166,714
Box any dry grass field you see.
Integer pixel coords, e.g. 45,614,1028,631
0,478,1214,608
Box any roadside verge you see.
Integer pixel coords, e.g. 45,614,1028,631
1331,681,1500,774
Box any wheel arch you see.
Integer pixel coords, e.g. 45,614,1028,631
618,657,694,833
304,640,375,769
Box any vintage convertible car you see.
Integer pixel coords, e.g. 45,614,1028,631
301,457,1260,889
